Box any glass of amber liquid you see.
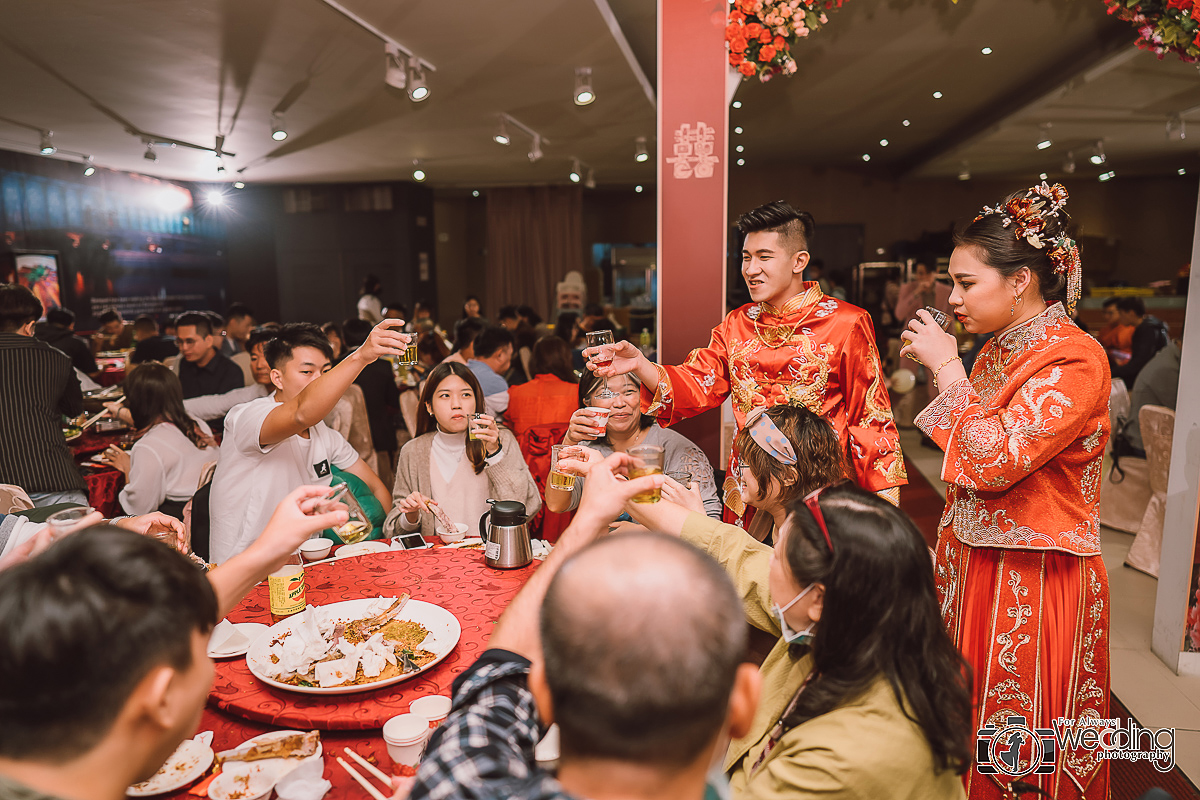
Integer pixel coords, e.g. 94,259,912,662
923,306,951,331
628,444,665,503
585,331,617,399
398,341,419,367
323,481,373,544
467,413,486,441
550,445,580,490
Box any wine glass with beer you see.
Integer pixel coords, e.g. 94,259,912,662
322,481,373,544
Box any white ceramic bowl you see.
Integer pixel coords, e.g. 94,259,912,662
299,538,333,561
437,523,469,544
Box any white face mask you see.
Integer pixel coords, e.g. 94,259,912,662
772,583,816,646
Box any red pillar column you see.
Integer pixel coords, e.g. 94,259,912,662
657,0,729,466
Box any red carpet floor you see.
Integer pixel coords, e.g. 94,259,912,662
900,459,1200,798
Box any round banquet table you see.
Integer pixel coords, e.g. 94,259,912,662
162,547,539,800
70,429,131,518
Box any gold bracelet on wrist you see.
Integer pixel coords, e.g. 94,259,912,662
932,356,962,390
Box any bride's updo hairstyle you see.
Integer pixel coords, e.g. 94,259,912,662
954,184,1078,309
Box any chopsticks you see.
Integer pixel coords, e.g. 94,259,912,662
80,397,125,431
336,748,392,800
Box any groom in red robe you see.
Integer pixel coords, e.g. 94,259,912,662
589,201,906,520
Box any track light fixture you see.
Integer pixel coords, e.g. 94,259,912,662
271,113,288,141
143,142,157,162
1036,123,1052,151
569,158,582,183
407,57,429,102
39,131,55,155
957,161,970,181
634,136,648,163
412,159,426,182
1062,151,1076,174
82,157,95,177
584,168,596,189
493,116,510,146
528,134,543,162
233,181,246,189
574,67,595,106
1099,170,1115,182
1167,114,1186,141
384,44,407,90
1089,140,1106,166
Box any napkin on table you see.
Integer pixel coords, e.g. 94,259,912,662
274,754,331,800
208,621,249,655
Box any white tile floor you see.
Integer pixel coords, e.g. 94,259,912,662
898,427,1200,789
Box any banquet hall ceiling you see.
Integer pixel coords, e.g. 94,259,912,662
0,0,1191,187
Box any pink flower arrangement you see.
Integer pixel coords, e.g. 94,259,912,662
1105,0,1200,62
727,0,845,82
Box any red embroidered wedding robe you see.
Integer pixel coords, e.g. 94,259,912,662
640,282,906,514
917,303,1111,799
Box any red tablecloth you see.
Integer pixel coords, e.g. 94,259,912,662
96,367,125,387
70,430,131,517
209,549,537,730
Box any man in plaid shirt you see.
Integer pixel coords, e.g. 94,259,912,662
407,452,761,800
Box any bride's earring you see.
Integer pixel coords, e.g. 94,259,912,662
1010,294,1022,317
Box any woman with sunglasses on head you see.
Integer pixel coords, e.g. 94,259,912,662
620,414,971,799
901,184,1109,799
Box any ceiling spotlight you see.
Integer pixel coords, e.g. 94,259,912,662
958,161,970,181
1167,114,1187,141
271,112,288,141
39,130,55,155
493,116,510,146
205,190,224,205
932,91,943,99
732,101,742,109
736,145,744,152
82,157,95,177
143,143,157,162
528,134,543,162
634,136,648,163
734,126,743,134
1063,151,1076,174
1099,170,1115,182
412,158,427,181
861,153,871,162
634,184,644,193
1179,168,1188,176
1089,140,1106,166
981,46,993,55
407,58,430,102
569,158,582,183
1036,123,1053,150
737,158,745,165
384,44,407,90
584,169,596,189
233,181,246,189
902,119,911,127
1039,172,1048,180
574,67,595,105
880,138,889,147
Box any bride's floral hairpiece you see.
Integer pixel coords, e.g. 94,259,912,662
975,181,1082,314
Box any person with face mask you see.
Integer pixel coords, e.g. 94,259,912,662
623,447,972,800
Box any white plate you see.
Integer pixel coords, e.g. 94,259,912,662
207,622,269,659
127,737,214,796
207,731,322,800
246,598,461,695
440,538,485,550
335,541,391,559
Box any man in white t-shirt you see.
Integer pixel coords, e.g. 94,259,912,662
208,321,408,562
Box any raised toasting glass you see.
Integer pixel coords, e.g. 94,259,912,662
585,330,617,399
467,413,485,441
628,444,665,504
549,445,580,491
924,306,951,331
322,481,373,544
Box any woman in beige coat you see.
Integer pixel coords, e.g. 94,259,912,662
628,413,971,800
383,362,540,538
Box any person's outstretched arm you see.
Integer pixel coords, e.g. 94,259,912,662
259,320,410,448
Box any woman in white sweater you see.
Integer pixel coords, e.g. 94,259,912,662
384,362,540,538
99,363,217,518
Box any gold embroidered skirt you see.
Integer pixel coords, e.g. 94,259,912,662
937,534,1110,799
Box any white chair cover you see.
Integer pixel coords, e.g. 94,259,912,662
0,484,34,515
1125,406,1175,577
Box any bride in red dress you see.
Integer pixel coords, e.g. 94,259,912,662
901,183,1110,799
